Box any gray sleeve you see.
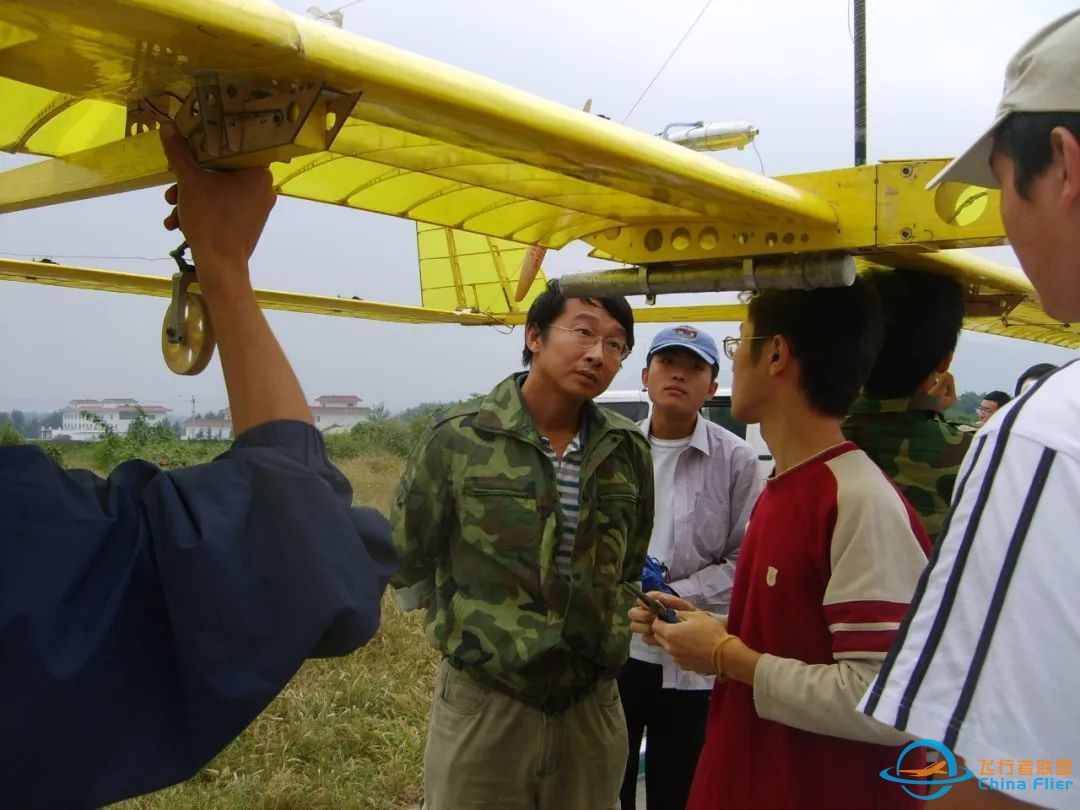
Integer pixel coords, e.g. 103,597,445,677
754,654,914,745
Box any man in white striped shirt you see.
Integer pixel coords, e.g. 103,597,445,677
861,11,1080,809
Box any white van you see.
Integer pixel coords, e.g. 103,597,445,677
595,388,773,480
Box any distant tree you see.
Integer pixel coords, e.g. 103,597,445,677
397,401,456,421
43,410,63,429
368,402,391,421
945,390,982,423
398,395,483,423
14,412,49,439
81,410,115,439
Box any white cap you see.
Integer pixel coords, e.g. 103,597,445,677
928,9,1080,190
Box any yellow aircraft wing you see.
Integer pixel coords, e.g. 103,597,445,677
5,250,1077,349
868,252,1080,349
0,1,1014,260
0,257,496,325
2,0,1072,355
0,252,752,328
0,0,835,247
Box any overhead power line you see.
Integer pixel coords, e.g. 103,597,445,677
622,0,714,123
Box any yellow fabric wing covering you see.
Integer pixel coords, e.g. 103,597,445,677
416,224,547,313
2,1,1076,350
0,0,836,250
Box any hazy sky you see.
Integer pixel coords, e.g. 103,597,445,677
2,0,1076,417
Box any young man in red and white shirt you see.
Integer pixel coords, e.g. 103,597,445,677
631,281,932,809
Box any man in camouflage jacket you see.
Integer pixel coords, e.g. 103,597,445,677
843,393,971,543
843,268,972,544
391,282,653,810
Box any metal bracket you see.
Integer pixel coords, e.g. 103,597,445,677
964,293,1025,319
125,94,179,138
170,77,359,163
166,241,195,345
127,78,360,166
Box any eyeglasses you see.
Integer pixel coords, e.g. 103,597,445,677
548,325,631,361
722,335,772,360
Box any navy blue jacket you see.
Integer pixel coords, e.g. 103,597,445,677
0,420,397,808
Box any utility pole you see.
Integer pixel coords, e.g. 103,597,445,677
191,395,196,418
854,0,867,166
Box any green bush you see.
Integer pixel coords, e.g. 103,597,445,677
60,398,477,474
324,413,434,461
83,410,225,471
40,443,65,465
0,421,25,445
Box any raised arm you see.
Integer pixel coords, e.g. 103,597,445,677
159,124,311,433
0,127,398,810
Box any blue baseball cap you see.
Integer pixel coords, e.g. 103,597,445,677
647,325,719,366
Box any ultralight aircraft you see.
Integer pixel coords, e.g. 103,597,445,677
2,0,1076,375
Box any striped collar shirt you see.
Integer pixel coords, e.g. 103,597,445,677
540,430,584,577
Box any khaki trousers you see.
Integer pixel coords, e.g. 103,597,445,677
422,660,628,810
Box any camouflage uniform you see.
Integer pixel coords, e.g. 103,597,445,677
842,394,972,544
391,372,654,713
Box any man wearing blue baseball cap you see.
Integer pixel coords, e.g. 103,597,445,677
617,325,761,810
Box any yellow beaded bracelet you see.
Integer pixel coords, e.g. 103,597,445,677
711,634,740,681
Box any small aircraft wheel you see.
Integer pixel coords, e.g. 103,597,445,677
161,293,216,375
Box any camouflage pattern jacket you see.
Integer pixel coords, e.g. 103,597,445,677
842,394,972,544
390,373,654,713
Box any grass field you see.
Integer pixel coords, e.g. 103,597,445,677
90,451,442,810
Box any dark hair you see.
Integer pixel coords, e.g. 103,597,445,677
1014,362,1057,396
522,279,635,366
983,390,1012,408
646,347,721,381
861,268,965,399
993,111,1080,197
746,278,883,417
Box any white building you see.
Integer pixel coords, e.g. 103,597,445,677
60,399,171,442
311,394,372,434
183,417,233,441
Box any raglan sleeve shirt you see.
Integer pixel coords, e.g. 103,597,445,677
0,420,397,810
753,449,931,745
